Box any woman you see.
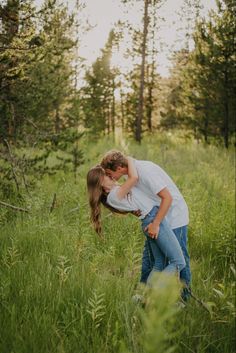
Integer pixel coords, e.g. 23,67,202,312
87,157,186,285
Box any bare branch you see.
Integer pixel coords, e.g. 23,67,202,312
21,154,30,195
25,118,40,130
66,205,80,214
3,139,20,193
190,291,211,313
49,193,57,213
0,200,29,213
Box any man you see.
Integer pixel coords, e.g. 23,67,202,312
101,150,191,301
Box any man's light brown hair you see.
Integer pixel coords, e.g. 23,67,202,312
101,150,128,171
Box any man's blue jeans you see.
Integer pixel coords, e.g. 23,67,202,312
140,207,191,299
140,206,186,285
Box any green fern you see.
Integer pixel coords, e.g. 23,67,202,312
56,255,72,285
86,291,106,329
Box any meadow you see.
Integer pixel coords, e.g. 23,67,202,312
0,134,235,353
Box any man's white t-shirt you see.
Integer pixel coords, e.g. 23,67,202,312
133,160,189,229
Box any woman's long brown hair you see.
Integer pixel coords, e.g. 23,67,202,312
87,165,127,235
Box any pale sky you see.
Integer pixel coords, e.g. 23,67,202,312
35,0,217,77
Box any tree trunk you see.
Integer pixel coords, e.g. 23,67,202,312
9,102,16,141
204,115,208,143
147,63,154,132
120,90,125,131
135,0,149,143
106,105,110,135
111,78,115,134
147,4,157,132
223,70,229,149
203,99,209,143
55,108,60,133
224,98,229,149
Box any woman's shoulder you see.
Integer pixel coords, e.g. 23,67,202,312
107,185,120,202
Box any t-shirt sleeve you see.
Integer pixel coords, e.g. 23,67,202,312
139,170,167,195
107,191,116,207
107,189,121,208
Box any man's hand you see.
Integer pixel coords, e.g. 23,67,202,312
144,222,160,239
131,209,142,217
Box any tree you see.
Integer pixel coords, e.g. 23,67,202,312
185,0,236,146
0,0,34,141
145,0,161,132
120,0,163,140
81,29,119,137
160,0,236,147
135,0,150,142
0,0,77,143
159,50,190,131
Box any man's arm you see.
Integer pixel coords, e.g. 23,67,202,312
116,157,138,200
144,187,172,239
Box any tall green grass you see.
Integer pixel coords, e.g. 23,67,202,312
0,134,235,353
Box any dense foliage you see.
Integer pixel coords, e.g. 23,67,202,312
0,0,235,146
160,1,236,147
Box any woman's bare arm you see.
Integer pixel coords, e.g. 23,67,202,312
116,157,138,200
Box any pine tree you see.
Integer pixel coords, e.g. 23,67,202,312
0,0,77,143
0,0,36,141
81,29,119,137
160,0,236,147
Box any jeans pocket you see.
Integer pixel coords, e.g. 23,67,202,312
142,220,151,231
142,226,155,240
